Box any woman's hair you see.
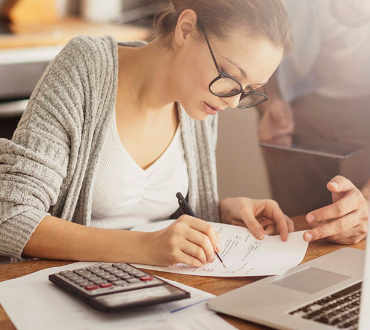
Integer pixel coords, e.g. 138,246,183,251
153,0,294,53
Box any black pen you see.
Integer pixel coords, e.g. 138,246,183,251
176,192,226,268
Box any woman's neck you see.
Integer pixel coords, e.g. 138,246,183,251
117,39,177,115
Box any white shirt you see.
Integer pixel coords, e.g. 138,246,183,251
91,110,189,229
278,0,370,102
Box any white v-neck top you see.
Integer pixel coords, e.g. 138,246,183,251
91,110,188,229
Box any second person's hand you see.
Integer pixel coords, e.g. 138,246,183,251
303,176,369,244
258,99,294,142
146,215,222,268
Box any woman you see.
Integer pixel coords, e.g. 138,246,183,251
1,0,296,266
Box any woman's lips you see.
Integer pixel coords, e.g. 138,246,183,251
203,102,223,115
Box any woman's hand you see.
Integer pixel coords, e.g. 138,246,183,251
146,215,221,267
304,176,369,244
220,197,294,241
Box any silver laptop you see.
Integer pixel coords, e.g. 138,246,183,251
207,239,370,330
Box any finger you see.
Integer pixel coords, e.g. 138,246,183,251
258,218,275,229
306,187,362,224
184,228,215,263
178,250,205,268
287,217,295,233
186,218,220,251
327,233,367,245
303,212,357,242
326,222,368,243
238,207,266,239
271,216,294,235
181,240,209,265
327,175,355,194
264,224,276,235
266,201,289,241
270,104,289,125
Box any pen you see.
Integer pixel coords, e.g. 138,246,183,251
176,192,226,268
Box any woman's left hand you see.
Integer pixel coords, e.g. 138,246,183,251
303,176,369,244
220,197,294,241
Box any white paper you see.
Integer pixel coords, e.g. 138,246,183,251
0,262,236,330
131,220,309,277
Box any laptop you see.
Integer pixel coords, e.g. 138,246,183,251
207,239,370,330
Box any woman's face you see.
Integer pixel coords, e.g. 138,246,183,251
171,24,284,121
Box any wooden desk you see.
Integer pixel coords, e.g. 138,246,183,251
0,216,365,330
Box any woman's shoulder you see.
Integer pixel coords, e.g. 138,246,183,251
60,35,118,65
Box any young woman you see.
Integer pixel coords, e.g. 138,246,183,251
0,0,318,266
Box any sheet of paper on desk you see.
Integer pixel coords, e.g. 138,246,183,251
131,220,309,277
0,262,236,330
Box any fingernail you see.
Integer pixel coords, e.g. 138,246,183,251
216,244,222,252
255,229,264,239
329,181,339,189
307,214,315,223
305,232,313,242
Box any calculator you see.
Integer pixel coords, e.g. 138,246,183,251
49,263,190,312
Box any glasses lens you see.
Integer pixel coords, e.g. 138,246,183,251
210,77,241,97
238,93,267,108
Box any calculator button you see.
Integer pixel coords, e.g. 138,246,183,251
139,275,153,281
112,280,127,286
60,271,73,276
127,278,140,283
100,283,113,288
74,269,89,275
135,272,146,277
110,270,123,275
118,274,132,280
99,264,112,269
102,275,116,280
85,285,99,291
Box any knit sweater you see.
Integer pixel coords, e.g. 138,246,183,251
0,35,220,259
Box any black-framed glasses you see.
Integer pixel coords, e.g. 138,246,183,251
199,24,269,109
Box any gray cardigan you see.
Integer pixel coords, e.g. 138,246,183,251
0,36,220,259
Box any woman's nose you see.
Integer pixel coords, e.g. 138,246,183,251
223,94,240,109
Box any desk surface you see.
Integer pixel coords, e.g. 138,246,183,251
0,216,365,330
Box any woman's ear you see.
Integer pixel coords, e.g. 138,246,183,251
173,9,198,47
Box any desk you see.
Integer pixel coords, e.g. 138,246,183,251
0,216,365,330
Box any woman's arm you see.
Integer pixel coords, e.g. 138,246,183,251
23,214,222,267
22,215,152,264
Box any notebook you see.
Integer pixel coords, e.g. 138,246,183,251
207,240,370,330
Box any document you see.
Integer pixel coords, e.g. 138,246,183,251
131,220,309,277
0,262,236,330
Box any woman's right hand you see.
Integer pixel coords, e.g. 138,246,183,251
258,99,294,142
146,215,222,267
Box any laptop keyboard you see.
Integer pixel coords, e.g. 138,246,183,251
289,282,362,330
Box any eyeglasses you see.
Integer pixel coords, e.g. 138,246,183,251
199,24,269,109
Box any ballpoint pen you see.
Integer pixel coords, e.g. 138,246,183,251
176,192,226,268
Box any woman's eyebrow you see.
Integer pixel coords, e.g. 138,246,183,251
224,56,248,79
223,56,268,86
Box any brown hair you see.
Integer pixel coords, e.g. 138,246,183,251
153,0,294,53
